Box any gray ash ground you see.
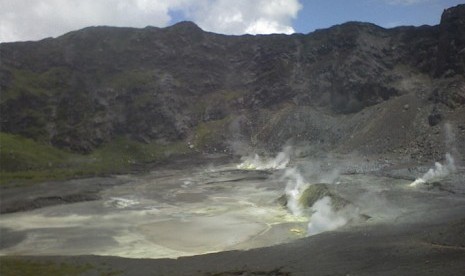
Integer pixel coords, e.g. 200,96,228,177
1,154,465,275
1,162,305,258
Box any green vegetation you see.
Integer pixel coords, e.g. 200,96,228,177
0,257,123,276
0,132,192,185
298,184,331,207
1,67,73,142
0,132,70,172
0,258,93,276
299,184,350,210
106,69,158,90
193,116,233,150
2,67,71,103
88,136,191,172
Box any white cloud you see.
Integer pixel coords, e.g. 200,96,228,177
189,0,302,35
0,0,175,42
0,0,302,42
245,19,294,35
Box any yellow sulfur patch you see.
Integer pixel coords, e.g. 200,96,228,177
290,228,304,235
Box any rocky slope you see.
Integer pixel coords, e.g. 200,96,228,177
1,5,464,163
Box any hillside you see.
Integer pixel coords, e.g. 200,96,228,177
1,5,464,181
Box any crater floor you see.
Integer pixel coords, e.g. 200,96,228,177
1,159,464,267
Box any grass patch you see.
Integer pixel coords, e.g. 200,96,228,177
88,136,191,173
106,69,158,90
299,184,351,210
0,257,123,276
0,132,192,185
193,116,233,150
0,132,71,172
1,67,70,103
0,257,93,276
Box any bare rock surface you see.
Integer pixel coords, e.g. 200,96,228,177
1,6,464,160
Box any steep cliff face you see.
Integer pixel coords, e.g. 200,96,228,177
1,5,464,159
436,4,465,77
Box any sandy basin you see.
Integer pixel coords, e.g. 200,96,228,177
0,165,307,258
1,158,465,274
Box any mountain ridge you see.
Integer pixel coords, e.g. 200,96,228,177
1,4,464,162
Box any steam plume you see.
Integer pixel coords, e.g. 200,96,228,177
307,197,348,235
409,153,456,187
283,168,309,217
237,146,291,170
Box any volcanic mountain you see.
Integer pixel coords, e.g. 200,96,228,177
0,4,464,176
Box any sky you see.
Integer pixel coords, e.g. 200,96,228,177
0,0,463,43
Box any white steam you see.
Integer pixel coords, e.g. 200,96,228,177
409,153,456,187
237,146,291,170
283,168,309,217
307,197,348,236
281,160,360,235
238,147,360,235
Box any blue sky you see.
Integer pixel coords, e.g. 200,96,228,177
292,0,465,33
1,0,463,42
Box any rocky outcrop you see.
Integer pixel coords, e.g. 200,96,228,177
436,4,465,77
298,184,351,211
0,5,464,159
